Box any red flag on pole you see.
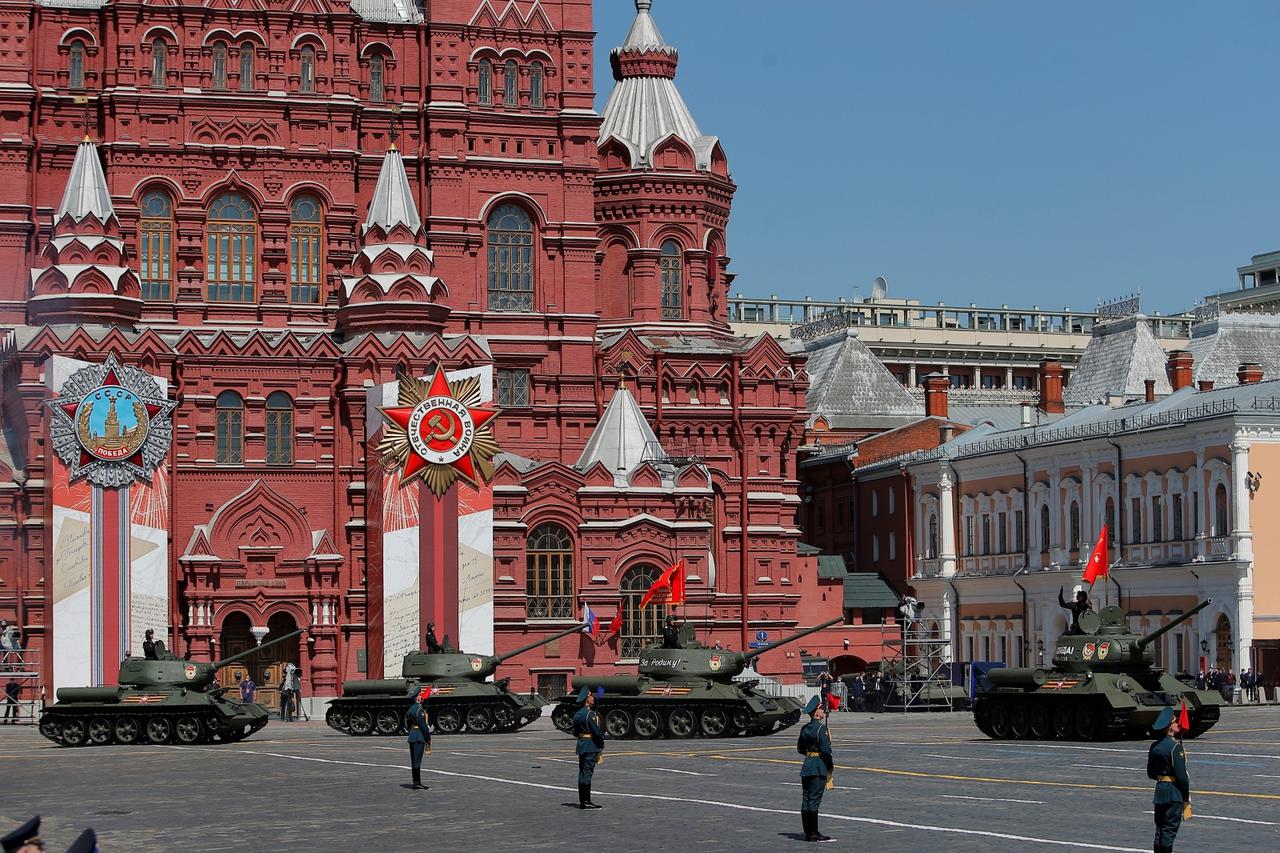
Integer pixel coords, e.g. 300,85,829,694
1178,700,1190,732
603,611,622,640
1081,525,1110,586
640,558,686,608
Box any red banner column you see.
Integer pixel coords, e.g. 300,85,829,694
419,485,459,646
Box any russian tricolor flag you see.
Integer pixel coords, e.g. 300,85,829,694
582,604,599,638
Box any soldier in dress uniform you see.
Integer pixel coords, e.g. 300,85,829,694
0,815,42,852
405,687,432,790
1147,705,1190,853
796,695,835,843
572,686,605,810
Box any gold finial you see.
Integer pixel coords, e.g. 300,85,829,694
389,106,401,151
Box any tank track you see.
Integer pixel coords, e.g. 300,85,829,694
550,699,802,740
325,696,542,736
972,695,1221,741
37,705,265,748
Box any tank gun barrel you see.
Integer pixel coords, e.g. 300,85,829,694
211,629,303,670
1135,599,1212,651
741,618,843,662
493,623,588,665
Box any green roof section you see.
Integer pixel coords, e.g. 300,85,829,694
796,541,821,557
842,574,900,609
816,555,848,580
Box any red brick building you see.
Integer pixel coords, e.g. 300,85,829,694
0,0,854,703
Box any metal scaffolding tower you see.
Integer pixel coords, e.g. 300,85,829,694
879,622,958,711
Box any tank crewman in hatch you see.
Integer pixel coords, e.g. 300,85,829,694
142,629,158,660
661,615,680,649
1147,705,1190,853
572,686,605,810
1059,586,1091,635
424,623,443,654
797,695,835,843
406,687,432,790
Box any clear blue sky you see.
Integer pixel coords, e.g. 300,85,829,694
593,1,1280,315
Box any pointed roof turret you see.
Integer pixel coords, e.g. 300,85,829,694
576,388,666,486
57,138,115,224
599,0,723,172
363,146,421,235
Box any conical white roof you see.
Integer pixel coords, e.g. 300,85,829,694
364,147,421,234
56,139,115,223
576,388,665,484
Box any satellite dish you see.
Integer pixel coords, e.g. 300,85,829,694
871,276,888,300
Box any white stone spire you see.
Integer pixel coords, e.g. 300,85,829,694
363,147,421,235
575,388,666,485
56,139,115,223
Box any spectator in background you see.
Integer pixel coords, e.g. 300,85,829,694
817,669,834,710
0,621,21,670
3,678,19,723
239,672,256,704
850,673,866,712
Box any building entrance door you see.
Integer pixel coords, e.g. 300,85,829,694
219,611,299,711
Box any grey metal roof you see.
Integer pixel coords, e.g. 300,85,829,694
575,388,665,485
56,140,115,223
1063,315,1171,405
817,555,849,580
948,403,1067,431
350,0,423,24
364,148,421,234
1188,312,1280,387
804,331,921,418
621,1,674,53
842,574,900,609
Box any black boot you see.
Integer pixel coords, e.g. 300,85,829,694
812,813,832,843
802,811,817,842
582,783,602,809
411,768,423,789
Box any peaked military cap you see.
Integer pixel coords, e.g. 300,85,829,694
1151,705,1176,734
804,695,821,715
66,828,97,853
1,815,40,853
576,686,590,704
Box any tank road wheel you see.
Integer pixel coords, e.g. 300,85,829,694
375,709,402,736
1028,705,1051,739
145,716,171,744
700,707,728,737
348,709,374,736
433,707,463,734
113,717,140,744
1073,707,1100,741
59,718,88,747
493,706,516,730
551,704,575,733
604,709,632,738
667,708,696,738
326,708,349,732
87,717,113,745
465,707,493,733
1052,706,1072,739
988,704,1012,739
174,715,203,745
633,708,661,738
39,716,62,743
1010,704,1031,739
731,709,751,734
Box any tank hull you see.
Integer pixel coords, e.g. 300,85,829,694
38,689,272,747
972,671,1222,741
549,678,804,739
324,680,546,736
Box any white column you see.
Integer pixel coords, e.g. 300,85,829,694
1049,469,1063,564
1193,448,1207,557
974,365,982,388
1004,366,1014,388
1231,439,1253,560
939,466,957,578
941,585,956,664
908,363,917,387
1082,465,1096,546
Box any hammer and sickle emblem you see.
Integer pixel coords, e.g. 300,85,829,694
428,411,458,442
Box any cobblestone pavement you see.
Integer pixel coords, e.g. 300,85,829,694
3,705,1279,851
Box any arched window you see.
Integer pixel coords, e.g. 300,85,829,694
265,391,293,466
529,61,544,108
927,514,938,560
369,54,385,103
212,41,227,90
215,391,244,464
207,192,257,303
620,564,664,658
239,42,254,91
526,523,573,619
486,203,534,311
503,59,518,106
69,40,85,89
300,46,315,94
151,39,167,87
1214,483,1229,536
1039,503,1051,552
478,59,492,104
660,240,683,319
138,191,173,300
289,195,322,304
1214,613,1233,670
1069,501,1080,550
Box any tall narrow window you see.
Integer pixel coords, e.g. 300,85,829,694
207,192,257,303
151,39,167,87
239,43,254,91
980,514,990,556
1015,509,1025,552
138,191,173,300
478,59,492,104
526,524,573,619
660,240,683,319
1173,493,1184,541
998,511,1008,554
212,41,227,90
369,54,384,103
503,59,518,106
486,203,534,311
621,564,664,658
1039,504,1050,552
300,46,315,94
1131,496,1143,543
1214,483,1229,536
265,392,293,465
289,195,322,304
927,514,938,559
1152,495,1164,542
215,391,244,464
530,61,544,108
69,41,85,89
1069,501,1081,550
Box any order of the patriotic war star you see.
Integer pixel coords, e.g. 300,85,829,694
0,0,1277,851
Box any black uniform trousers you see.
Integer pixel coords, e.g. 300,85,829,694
1154,800,1182,850
801,775,825,812
578,752,599,786
410,740,426,773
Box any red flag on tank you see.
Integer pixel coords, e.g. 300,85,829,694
1179,700,1190,731
1081,525,1110,586
639,558,687,608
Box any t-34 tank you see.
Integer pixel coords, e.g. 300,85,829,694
325,623,586,736
38,629,303,747
973,599,1222,741
550,618,843,739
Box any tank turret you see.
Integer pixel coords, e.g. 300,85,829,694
117,630,303,690
1050,600,1212,674
634,617,844,681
